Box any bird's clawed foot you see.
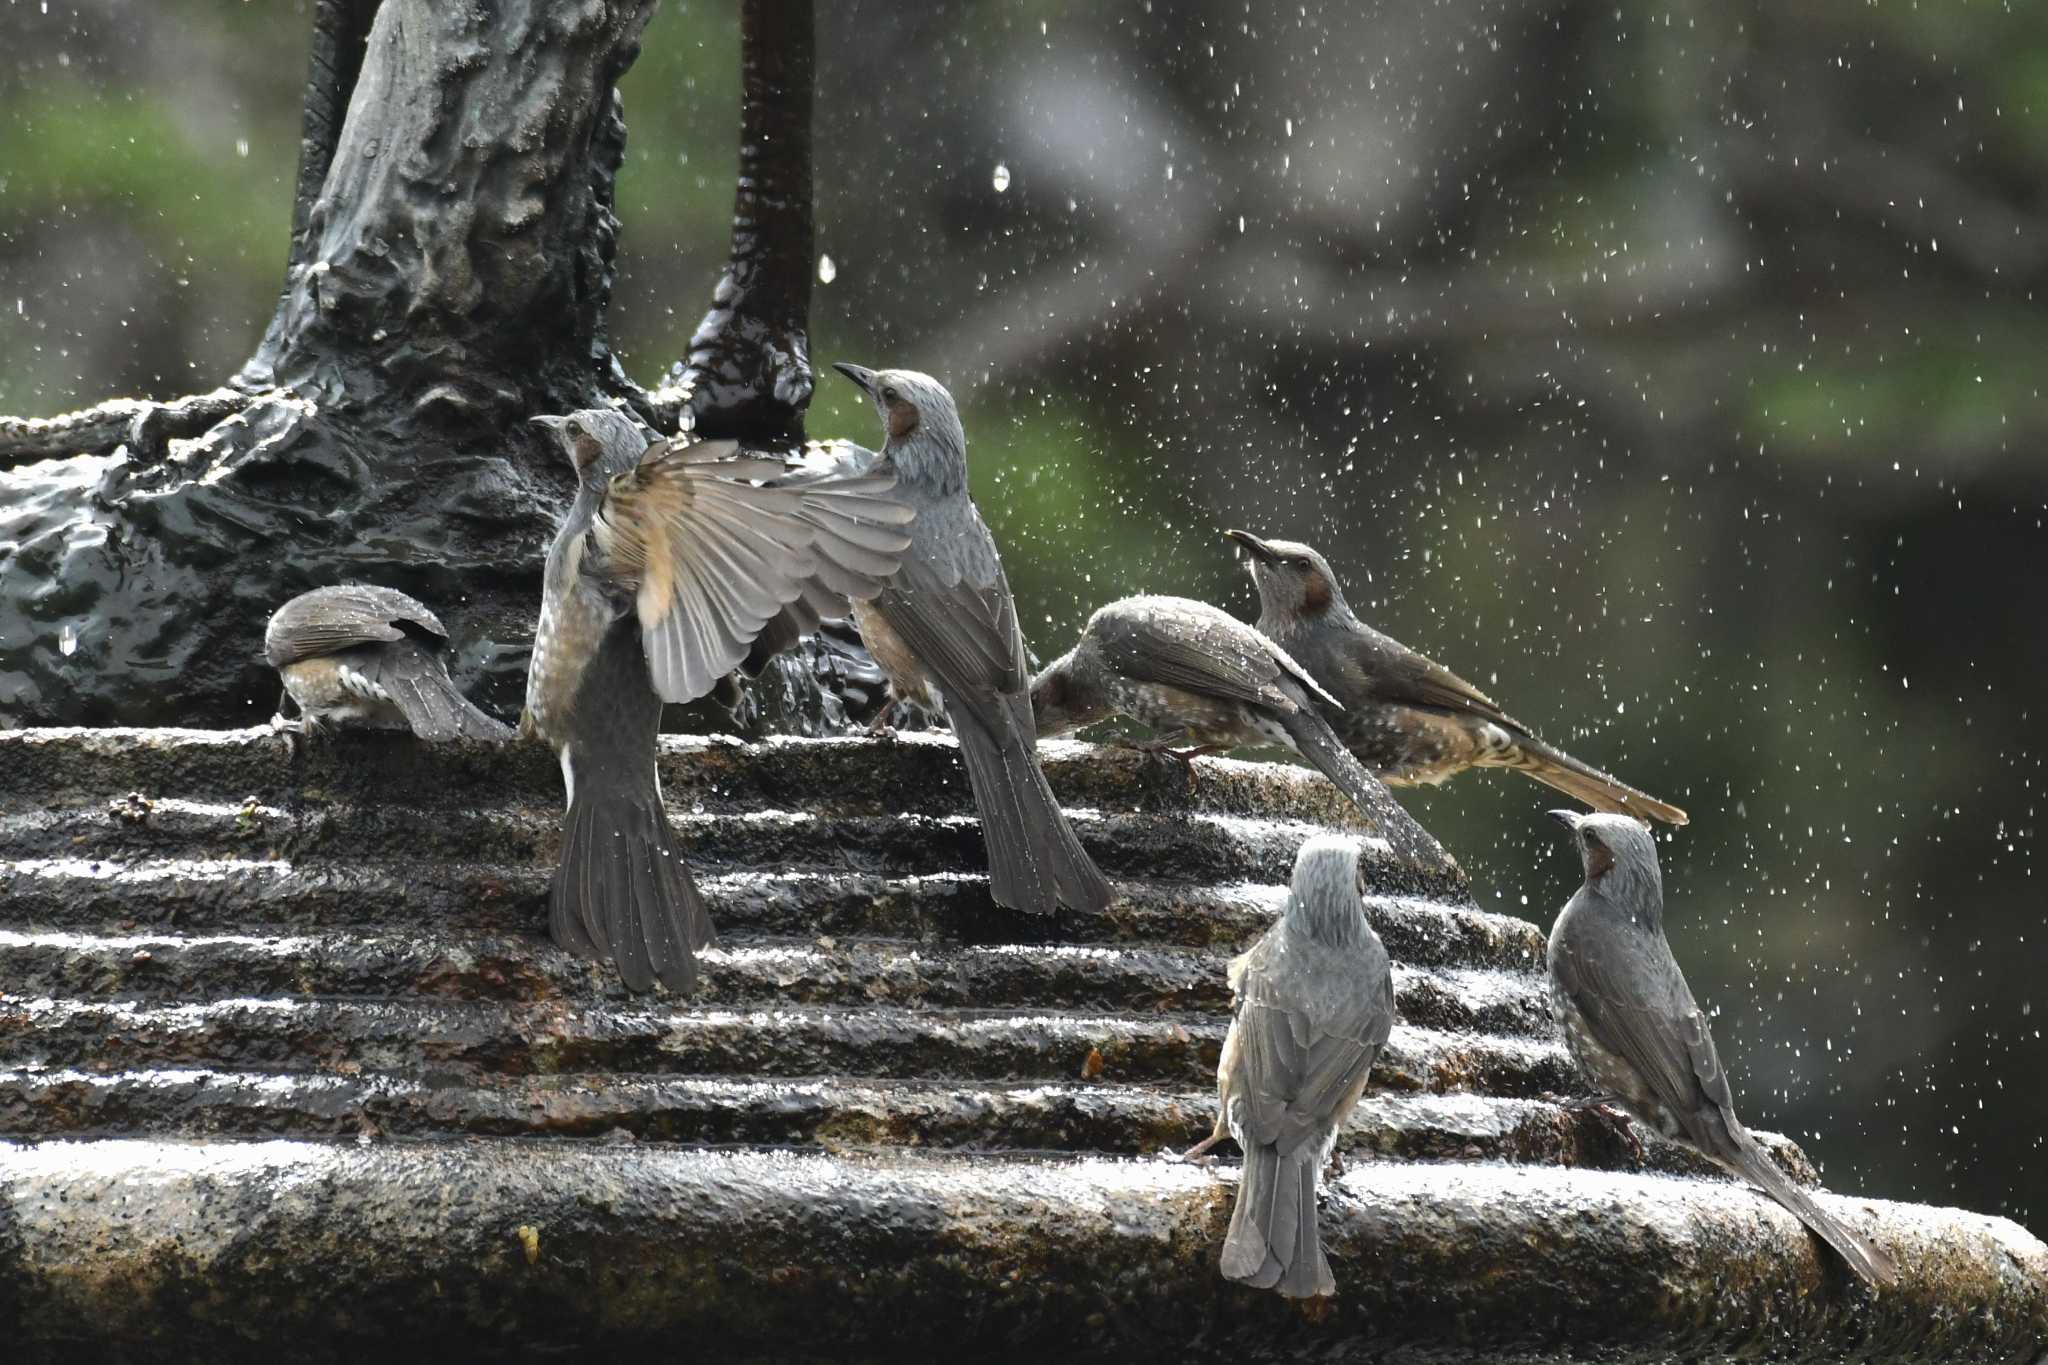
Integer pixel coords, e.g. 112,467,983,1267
1114,737,1224,791
1174,1132,1226,1168
1578,1100,1645,1167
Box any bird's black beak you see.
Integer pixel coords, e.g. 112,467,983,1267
529,415,567,433
832,362,877,396
1548,809,1582,834
1224,528,1280,564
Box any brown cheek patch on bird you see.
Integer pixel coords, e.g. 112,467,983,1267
571,434,606,472
886,399,920,441
1301,570,1334,616
1585,837,1616,880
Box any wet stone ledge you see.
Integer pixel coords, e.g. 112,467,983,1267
0,726,2042,1363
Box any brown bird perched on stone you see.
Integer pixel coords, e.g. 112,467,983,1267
1181,833,1395,1298
265,585,514,741
830,363,1112,917
525,408,914,992
1031,595,1446,868
1546,811,1896,1287
1227,530,1687,825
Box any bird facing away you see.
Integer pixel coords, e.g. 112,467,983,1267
1031,595,1446,868
1227,530,1688,826
264,585,514,741
831,363,1112,916
1546,811,1897,1289
525,408,914,992
1182,834,1395,1298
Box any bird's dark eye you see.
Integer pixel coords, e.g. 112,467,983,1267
1291,557,1312,569
882,386,900,403
566,421,584,438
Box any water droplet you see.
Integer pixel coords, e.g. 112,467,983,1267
235,139,250,159
992,163,1011,193
817,253,837,284
58,624,78,656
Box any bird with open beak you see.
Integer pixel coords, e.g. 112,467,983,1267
265,584,515,741
1030,594,1446,867
524,408,914,993
1182,833,1395,1298
1545,810,1897,1288
830,363,1112,916
1227,529,1688,825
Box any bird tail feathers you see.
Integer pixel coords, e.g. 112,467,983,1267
552,781,713,994
1278,706,1449,868
1724,1134,1898,1288
1222,1141,1334,1298
1501,735,1689,826
951,707,1111,915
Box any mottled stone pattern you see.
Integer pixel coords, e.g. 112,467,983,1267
0,729,2041,1362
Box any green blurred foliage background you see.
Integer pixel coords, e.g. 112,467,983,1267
1,0,2042,1222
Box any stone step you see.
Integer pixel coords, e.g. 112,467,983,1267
0,858,1544,962
0,729,1382,830
0,1067,1692,1174
0,1139,2029,1362
0,995,1575,1096
0,931,1548,1036
0,799,1454,898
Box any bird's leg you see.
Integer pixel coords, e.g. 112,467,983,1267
868,697,901,736
1175,1111,1231,1167
1574,1099,1645,1167
1113,732,1209,790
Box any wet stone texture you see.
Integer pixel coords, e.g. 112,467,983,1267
0,728,2042,1363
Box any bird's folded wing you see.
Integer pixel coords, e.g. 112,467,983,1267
1346,630,1519,729
1093,604,1298,710
1555,934,1726,1121
264,585,446,667
603,440,913,704
871,542,1029,707
1230,997,1380,1157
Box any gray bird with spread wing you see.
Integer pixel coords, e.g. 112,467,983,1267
525,408,914,992
1230,530,1687,825
265,585,514,741
1182,833,1395,1298
1547,811,1897,1288
831,364,1111,916
1031,595,1444,867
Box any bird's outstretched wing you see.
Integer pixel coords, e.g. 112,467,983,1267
598,438,914,704
264,585,447,668
1090,597,1335,713
1552,919,1736,1134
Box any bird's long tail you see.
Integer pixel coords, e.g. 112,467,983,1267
1222,1140,1334,1298
1278,705,1450,868
951,704,1112,915
1721,1132,1898,1288
369,642,516,741
1496,732,1689,826
552,781,713,993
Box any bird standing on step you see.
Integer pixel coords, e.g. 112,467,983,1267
265,585,514,741
1545,811,1896,1288
831,363,1112,915
1182,833,1394,1299
525,408,914,992
1227,530,1688,825
1030,595,1444,867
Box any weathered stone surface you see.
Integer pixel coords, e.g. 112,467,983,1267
0,727,2040,1362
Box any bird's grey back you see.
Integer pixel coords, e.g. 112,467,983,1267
265,585,446,668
